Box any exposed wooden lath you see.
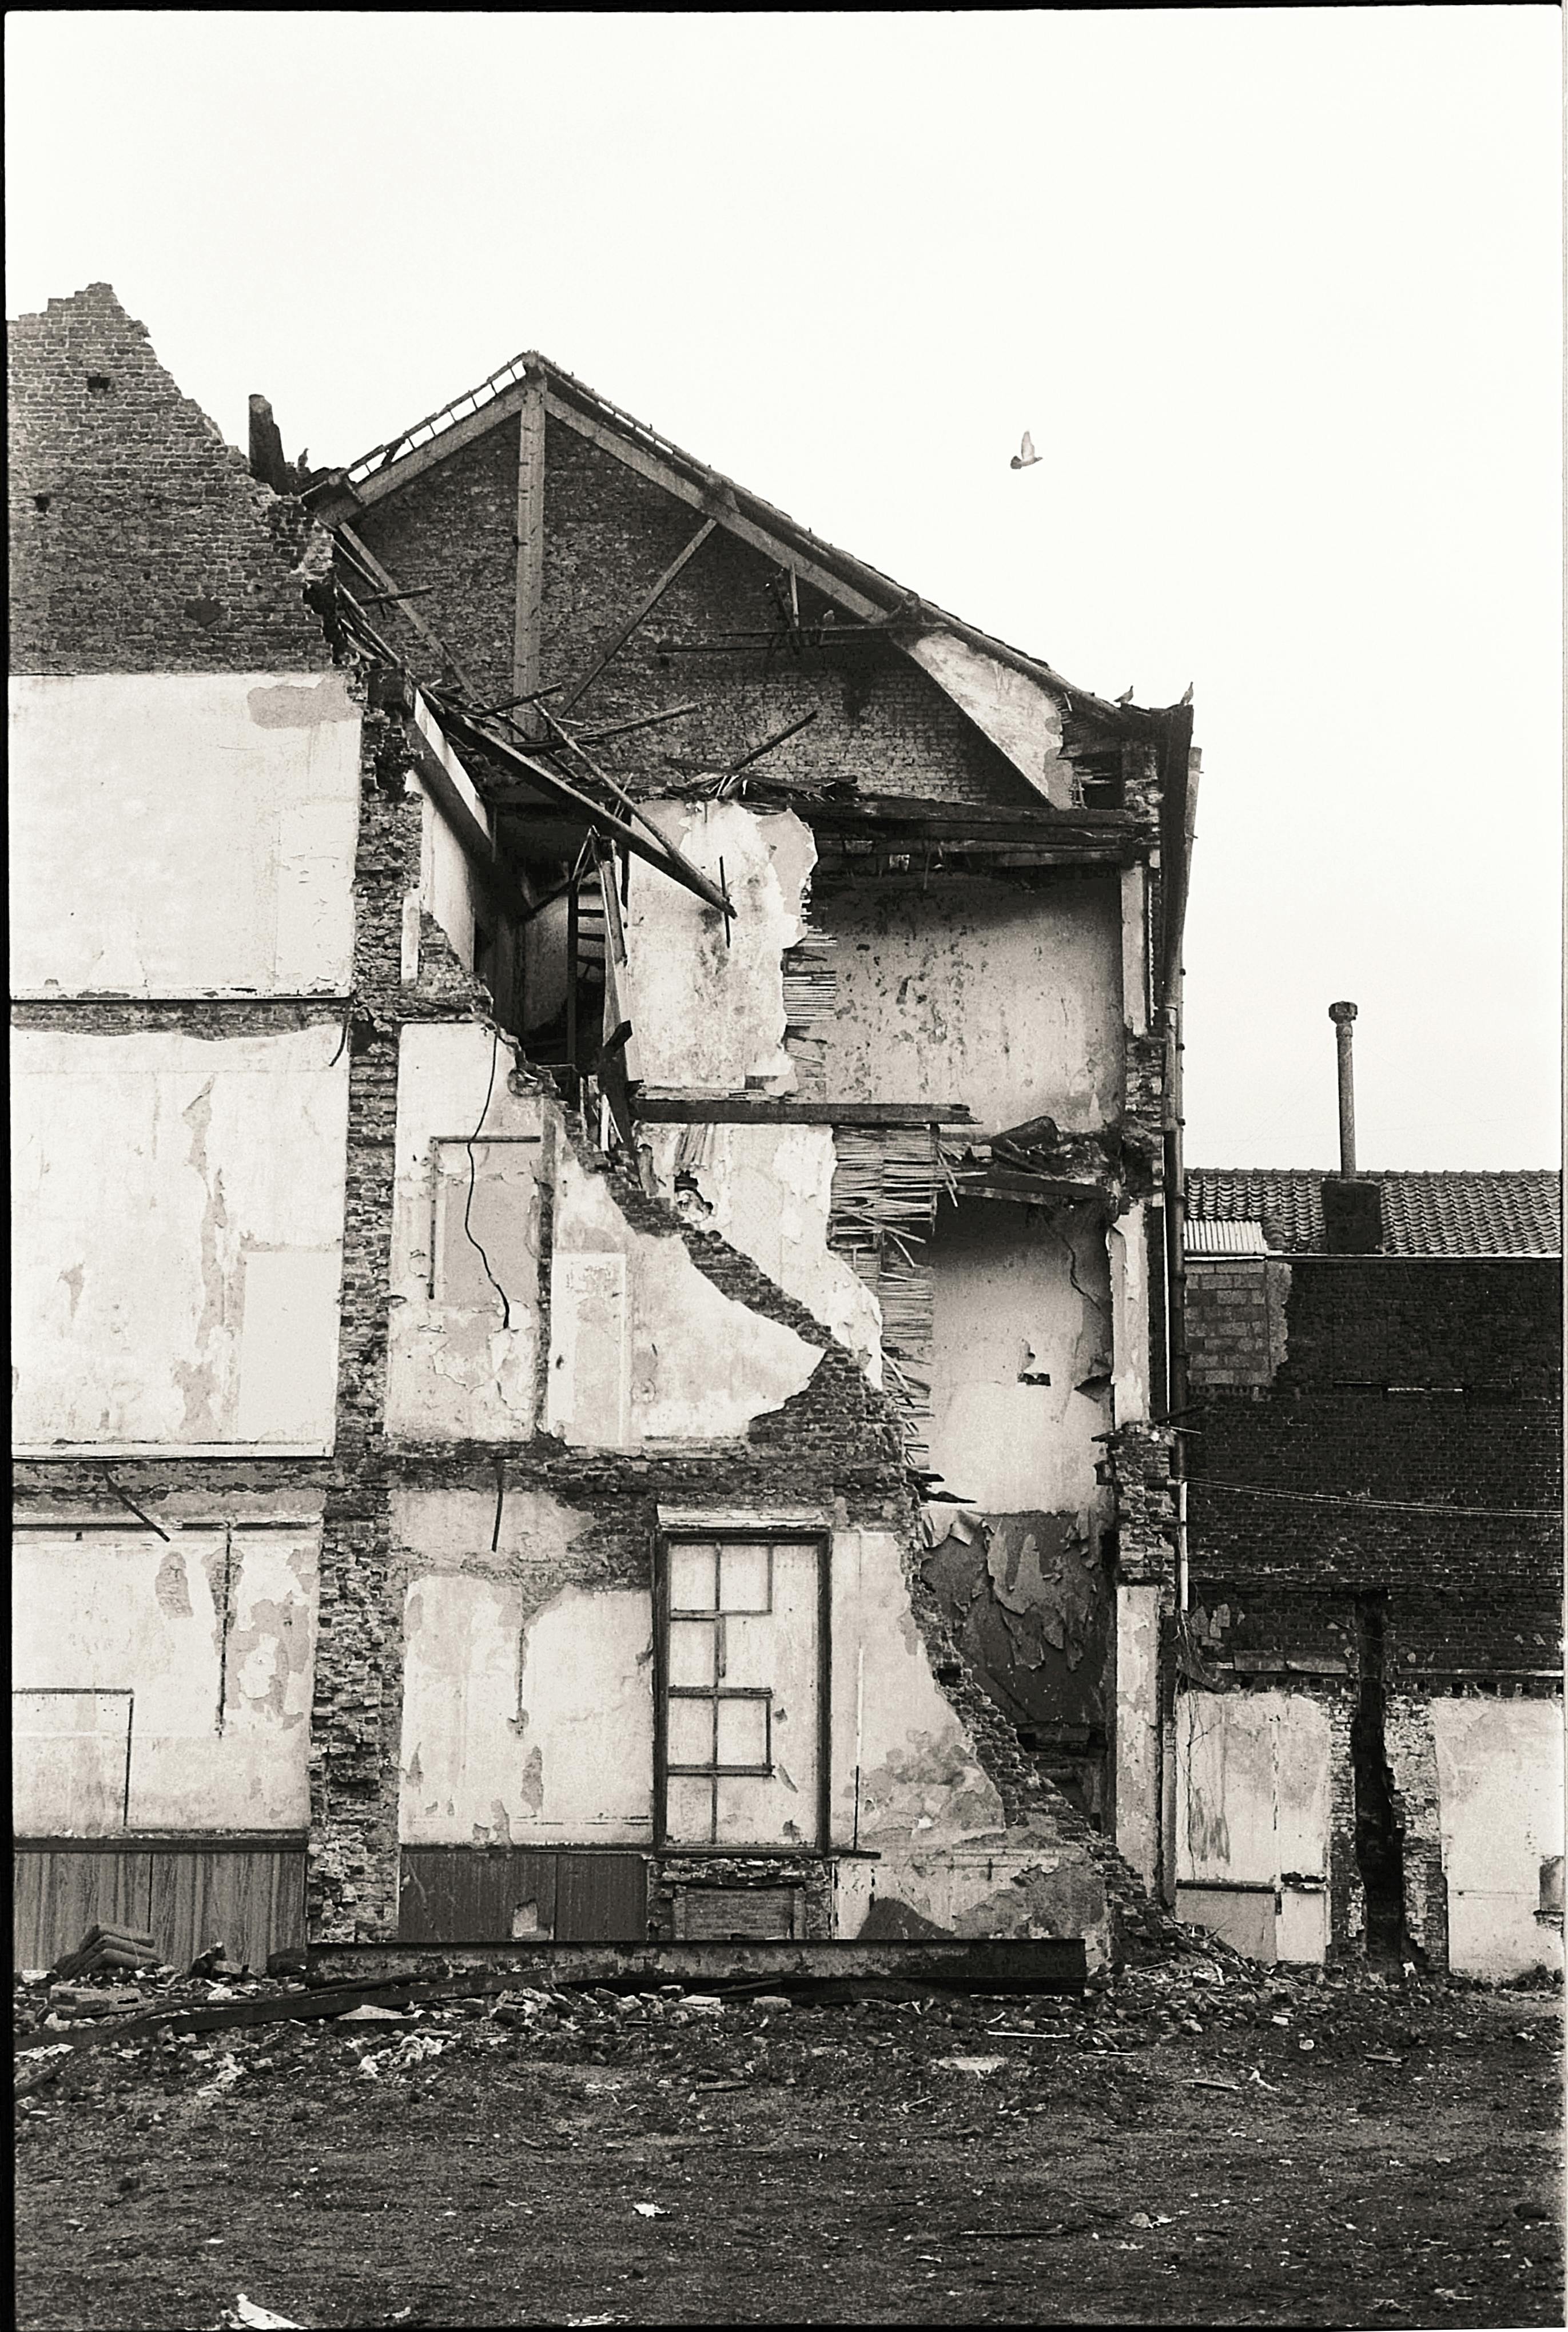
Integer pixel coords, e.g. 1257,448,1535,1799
829,1125,954,1472
782,922,836,1098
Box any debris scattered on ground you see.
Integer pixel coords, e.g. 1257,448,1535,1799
13,1945,1561,2332
216,2298,303,2330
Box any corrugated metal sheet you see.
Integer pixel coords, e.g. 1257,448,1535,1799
1185,1218,1269,1256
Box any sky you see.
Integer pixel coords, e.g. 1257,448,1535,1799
7,9,1561,1168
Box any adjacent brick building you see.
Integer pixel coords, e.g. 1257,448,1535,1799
1179,1167,1563,1977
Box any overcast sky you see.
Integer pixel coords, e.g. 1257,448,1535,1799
8,9,1561,1168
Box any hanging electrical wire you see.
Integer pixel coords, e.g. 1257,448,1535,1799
462,1029,512,1330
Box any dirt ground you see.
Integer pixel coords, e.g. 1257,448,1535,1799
14,1951,1563,2331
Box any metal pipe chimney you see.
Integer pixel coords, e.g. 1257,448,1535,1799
1329,1001,1358,1177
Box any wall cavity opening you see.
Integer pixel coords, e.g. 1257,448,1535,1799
1351,1593,1407,1963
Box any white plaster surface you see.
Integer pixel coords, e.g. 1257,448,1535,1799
399,1575,654,1847
547,1147,821,1446
419,780,477,971
618,802,815,1091
1109,1202,1151,1425
1428,1696,1565,1980
830,1527,1002,1853
1115,1584,1163,1888
925,1200,1111,1511
644,1120,882,1382
1119,865,1150,1037
818,876,1124,1135
385,1024,544,1442
906,633,1073,809
10,672,360,996
12,1025,349,1451
11,1525,319,1832
1177,1688,1333,1964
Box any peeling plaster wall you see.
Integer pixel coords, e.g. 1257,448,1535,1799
1114,1585,1162,1891
618,802,816,1091
817,876,1123,1134
922,1511,1109,1742
548,1145,822,1446
12,1025,349,1452
919,1199,1113,1743
10,673,360,997
400,1574,653,1847
926,1200,1112,1513
1175,1688,1332,1964
1421,1696,1565,1980
829,1527,1108,1958
905,632,1073,809
12,1524,319,1832
385,1023,544,1443
644,1120,882,1380
1109,1202,1151,1425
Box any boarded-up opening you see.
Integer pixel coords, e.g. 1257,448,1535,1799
397,1848,647,1942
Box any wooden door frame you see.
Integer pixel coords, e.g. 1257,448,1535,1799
652,1526,831,1855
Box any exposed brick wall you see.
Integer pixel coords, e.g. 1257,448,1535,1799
1187,1260,1561,1612
1385,1694,1450,1968
1100,1422,1179,1591
1324,1691,1365,1961
1185,1250,1562,1969
9,284,332,675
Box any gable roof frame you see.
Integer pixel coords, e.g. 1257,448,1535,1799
307,352,1176,787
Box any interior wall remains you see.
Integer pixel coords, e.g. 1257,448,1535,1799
1416,1694,1564,1981
9,672,360,997
385,1021,545,1443
13,1521,320,1833
12,1025,349,1452
1175,1686,1334,1964
815,875,1124,1135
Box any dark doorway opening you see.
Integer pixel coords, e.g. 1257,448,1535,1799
1351,1594,1407,1963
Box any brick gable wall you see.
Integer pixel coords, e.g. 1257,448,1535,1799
9,282,331,674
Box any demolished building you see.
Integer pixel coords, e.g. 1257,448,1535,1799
1178,1019,1563,1980
11,284,1199,1977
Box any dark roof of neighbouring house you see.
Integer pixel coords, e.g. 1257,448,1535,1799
1185,1169,1562,1258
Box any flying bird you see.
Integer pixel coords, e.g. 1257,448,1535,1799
1009,431,1041,471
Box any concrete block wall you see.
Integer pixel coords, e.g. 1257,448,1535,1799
1185,1258,1291,1391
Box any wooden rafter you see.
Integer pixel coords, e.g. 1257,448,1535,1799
558,517,717,711
539,389,887,625
435,703,730,917
512,371,547,731
337,527,480,699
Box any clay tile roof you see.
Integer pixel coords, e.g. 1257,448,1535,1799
1184,1169,1562,1258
